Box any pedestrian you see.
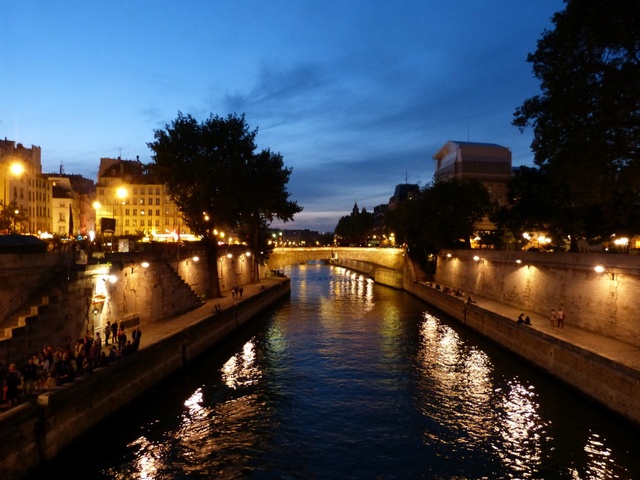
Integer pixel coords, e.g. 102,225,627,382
118,328,127,352
4,363,22,407
550,309,557,327
95,332,102,352
239,286,243,298
104,321,111,345
557,308,565,328
110,321,118,344
131,326,142,351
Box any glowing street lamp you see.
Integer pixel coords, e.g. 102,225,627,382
116,187,127,236
3,161,24,207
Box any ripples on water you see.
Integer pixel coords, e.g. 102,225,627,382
32,262,639,479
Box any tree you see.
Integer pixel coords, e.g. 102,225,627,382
387,179,492,253
148,112,301,295
513,0,640,250
237,148,302,281
334,206,375,245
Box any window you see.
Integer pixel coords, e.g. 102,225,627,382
133,209,137,216
132,220,137,227
148,209,152,216
140,187,145,194
148,198,152,205
125,219,129,226
59,212,65,221
155,198,160,205
156,209,160,216
133,187,138,195
156,187,160,195
125,209,130,215
140,220,145,227
155,220,160,227
140,198,145,205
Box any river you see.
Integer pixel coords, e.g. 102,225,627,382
29,262,640,479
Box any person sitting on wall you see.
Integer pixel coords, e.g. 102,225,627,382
524,316,531,325
517,313,525,324
466,295,476,305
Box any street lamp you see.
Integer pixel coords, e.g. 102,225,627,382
3,161,24,206
116,187,127,237
3,161,25,233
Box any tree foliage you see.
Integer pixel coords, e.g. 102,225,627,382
334,207,375,245
386,179,492,253
148,112,302,290
513,0,640,249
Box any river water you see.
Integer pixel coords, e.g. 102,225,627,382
31,262,640,479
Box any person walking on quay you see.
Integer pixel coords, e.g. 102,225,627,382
557,308,565,328
131,326,142,351
104,321,111,345
117,327,127,352
3,363,22,407
550,309,557,327
110,321,118,345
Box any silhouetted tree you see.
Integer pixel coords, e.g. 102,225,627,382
148,112,301,294
334,206,375,245
387,179,491,253
513,0,640,250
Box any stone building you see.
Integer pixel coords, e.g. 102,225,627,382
432,140,512,207
95,157,192,242
0,138,52,234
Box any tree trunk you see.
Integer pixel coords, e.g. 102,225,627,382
251,220,261,283
206,237,221,298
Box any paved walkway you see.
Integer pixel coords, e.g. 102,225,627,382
134,277,286,348
454,290,640,372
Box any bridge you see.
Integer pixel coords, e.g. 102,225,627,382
266,246,407,288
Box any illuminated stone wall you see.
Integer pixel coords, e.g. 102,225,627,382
267,246,405,271
434,250,640,346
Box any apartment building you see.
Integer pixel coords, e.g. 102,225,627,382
95,157,191,239
432,140,512,208
0,139,52,234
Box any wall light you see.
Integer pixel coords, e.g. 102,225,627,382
594,264,615,280
516,259,522,264
473,255,480,262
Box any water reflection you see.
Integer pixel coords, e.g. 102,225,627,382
33,263,640,479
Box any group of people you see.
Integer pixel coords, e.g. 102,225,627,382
550,308,565,328
517,313,532,325
231,286,244,299
1,322,142,410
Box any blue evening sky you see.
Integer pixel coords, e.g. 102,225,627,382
1,1,564,232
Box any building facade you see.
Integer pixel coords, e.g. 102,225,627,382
95,157,192,240
0,139,52,234
432,141,512,208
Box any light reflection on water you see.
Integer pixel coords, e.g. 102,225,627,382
30,262,639,479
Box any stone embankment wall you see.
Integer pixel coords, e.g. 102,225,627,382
434,249,640,347
404,253,640,428
0,279,290,480
267,246,405,273
0,252,71,325
267,246,406,289
0,244,258,367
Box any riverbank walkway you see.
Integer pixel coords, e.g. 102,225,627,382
423,282,640,373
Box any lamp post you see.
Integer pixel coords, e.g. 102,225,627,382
3,161,25,232
116,187,127,237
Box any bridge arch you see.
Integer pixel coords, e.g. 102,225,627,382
266,247,406,288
